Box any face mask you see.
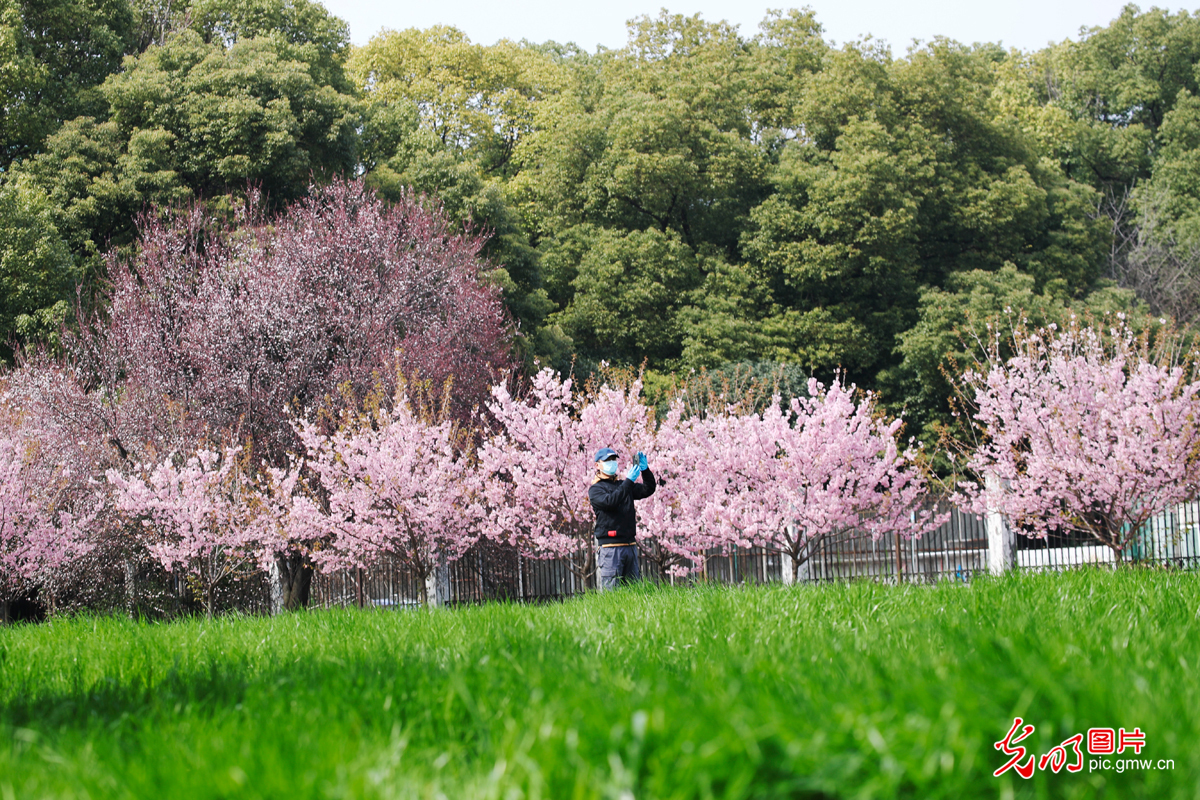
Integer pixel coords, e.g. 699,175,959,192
599,460,618,476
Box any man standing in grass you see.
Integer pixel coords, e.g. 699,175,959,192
589,448,656,589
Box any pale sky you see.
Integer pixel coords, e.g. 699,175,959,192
318,0,1166,52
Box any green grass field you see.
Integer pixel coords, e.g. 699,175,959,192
1,570,1198,799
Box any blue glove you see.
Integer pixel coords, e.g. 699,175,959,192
625,462,643,482
637,451,648,471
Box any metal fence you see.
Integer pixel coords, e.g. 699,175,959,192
447,538,582,603
314,563,428,609
695,547,783,585
309,502,1200,610
312,539,584,608
1014,501,1200,572
794,505,987,584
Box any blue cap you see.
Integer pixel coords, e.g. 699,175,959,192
594,447,618,462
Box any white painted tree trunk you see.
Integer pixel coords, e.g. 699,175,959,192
268,560,285,616
123,560,136,618
987,473,1015,575
425,570,439,608
424,558,450,608
781,524,798,585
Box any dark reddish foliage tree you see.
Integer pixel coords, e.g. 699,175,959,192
77,178,510,455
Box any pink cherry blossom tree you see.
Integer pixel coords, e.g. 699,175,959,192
0,434,66,622
477,368,655,589
955,319,1200,562
634,401,724,579
636,367,818,581
1,354,195,617
107,447,259,618
695,378,942,584
291,378,483,606
0,380,100,621
0,431,39,612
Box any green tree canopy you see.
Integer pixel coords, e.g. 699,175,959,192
0,0,134,168
6,0,356,254
0,176,76,361
737,40,1109,383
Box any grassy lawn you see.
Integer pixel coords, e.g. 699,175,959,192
1,569,1198,799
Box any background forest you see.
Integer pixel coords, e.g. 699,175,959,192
2,0,1199,444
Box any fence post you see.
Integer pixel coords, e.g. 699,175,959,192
894,530,904,583
517,552,525,601
986,474,1015,575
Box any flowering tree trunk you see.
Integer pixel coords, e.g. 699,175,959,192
274,551,313,611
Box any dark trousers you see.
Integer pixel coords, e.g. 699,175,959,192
598,544,639,590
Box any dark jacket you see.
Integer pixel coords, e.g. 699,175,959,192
588,469,656,544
